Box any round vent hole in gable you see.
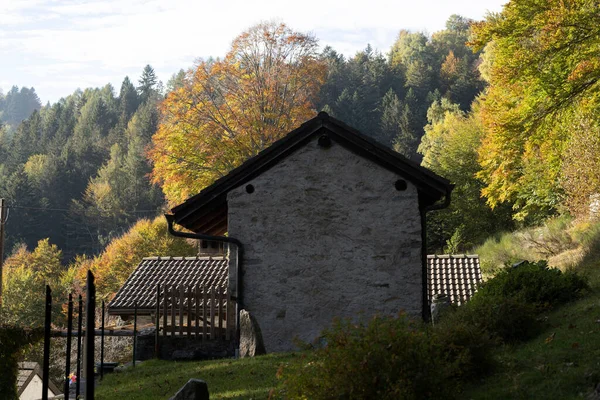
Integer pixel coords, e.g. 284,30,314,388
395,179,407,191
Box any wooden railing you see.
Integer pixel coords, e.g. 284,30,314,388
155,284,232,341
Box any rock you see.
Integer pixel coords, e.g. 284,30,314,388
172,349,195,360
430,293,450,325
239,309,266,357
169,379,209,400
139,326,156,335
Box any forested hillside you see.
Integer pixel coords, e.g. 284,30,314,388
0,86,41,128
0,66,164,259
1,16,485,260
1,0,598,301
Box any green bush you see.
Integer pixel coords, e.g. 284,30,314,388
453,292,540,343
282,314,459,400
433,314,497,380
440,260,588,344
477,260,588,308
0,325,44,400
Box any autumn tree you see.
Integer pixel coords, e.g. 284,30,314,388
419,99,513,251
150,22,327,204
471,0,600,220
75,216,196,299
1,239,72,326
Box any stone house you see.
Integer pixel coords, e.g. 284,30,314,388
164,112,453,352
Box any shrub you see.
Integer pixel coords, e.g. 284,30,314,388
477,260,588,308
441,260,588,344
452,292,540,343
0,325,44,400
474,231,528,275
282,314,459,400
433,314,497,380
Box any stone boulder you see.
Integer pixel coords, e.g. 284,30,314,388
169,379,209,400
239,309,266,357
430,293,451,325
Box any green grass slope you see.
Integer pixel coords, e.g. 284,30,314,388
95,353,296,400
464,286,600,399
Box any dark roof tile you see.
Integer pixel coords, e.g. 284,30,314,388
108,257,228,314
427,254,482,305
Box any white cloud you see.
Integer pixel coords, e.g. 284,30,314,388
1,0,507,103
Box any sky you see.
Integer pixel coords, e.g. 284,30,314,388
0,0,507,104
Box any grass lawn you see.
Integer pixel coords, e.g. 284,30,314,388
95,352,298,399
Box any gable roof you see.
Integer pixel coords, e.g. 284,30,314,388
170,112,453,233
108,257,228,315
427,254,483,305
17,362,61,396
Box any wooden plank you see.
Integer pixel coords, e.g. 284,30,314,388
162,284,168,338
50,329,135,337
171,285,176,336
155,284,160,356
202,287,207,342
218,286,223,340
210,287,216,340
225,289,230,341
179,285,184,336
187,286,192,337
194,285,200,338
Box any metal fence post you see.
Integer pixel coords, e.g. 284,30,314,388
42,285,51,400
85,270,96,400
100,299,105,380
64,293,73,399
76,295,82,399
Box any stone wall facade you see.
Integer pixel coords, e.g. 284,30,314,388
227,136,423,352
136,329,235,360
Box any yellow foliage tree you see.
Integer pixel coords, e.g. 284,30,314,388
1,239,71,326
149,22,327,205
75,216,196,300
471,0,600,220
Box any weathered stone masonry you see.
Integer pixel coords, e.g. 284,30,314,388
227,136,423,352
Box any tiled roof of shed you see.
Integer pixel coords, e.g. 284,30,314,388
427,254,482,305
108,257,228,314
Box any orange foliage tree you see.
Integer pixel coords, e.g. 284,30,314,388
149,22,327,205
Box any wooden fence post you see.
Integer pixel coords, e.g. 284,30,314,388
218,287,223,340
155,284,160,356
179,286,184,336
194,285,200,338
162,284,168,338
171,286,176,336
202,287,207,342
210,287,216,340
225,289,230,341
133,302,137,367
187,286,192,336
